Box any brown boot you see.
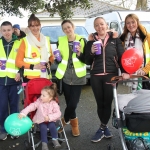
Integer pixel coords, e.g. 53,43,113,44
58,117,70,133
70,117,80,136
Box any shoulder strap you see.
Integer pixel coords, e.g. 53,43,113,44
79,38,87,45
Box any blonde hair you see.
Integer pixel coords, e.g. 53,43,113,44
42,83,57,101
94,17,108,29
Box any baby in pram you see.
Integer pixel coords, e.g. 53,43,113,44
18,83,61,150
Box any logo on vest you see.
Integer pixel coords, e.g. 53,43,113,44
32,52,37,58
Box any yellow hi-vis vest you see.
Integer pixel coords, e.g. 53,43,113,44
0,39,21,78
55,34,86,79
23,36,51,79
143,39,150,76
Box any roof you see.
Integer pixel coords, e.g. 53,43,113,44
35,0,128,19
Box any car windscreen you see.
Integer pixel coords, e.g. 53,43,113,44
41,26,88,43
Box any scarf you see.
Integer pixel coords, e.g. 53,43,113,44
27,32,49,78
124,32,144,92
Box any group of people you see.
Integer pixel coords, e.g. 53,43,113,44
0,12,150,150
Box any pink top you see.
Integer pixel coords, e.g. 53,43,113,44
21,98,61,124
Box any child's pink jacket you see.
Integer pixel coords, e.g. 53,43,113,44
20,98,61,124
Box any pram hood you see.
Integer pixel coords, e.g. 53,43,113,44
123,91,150,114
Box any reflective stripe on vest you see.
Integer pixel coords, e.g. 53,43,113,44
23,36,51,78
55,34,86,79
144,40,150,76
0,39,21,78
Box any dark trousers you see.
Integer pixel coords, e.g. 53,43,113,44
91,74,117,125
39,122,58,143
63,82,82,122
0,84,20,133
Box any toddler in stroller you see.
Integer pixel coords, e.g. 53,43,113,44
19,78,64,150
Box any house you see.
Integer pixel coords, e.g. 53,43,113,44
35,0,128,26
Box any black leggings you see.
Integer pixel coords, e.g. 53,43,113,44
91,73,117,125
63,82,82,122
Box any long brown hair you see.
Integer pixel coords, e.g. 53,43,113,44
28,14,41,27
122,13,140,38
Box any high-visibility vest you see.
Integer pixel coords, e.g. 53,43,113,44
0,39,21,78
23,36,51,79
143,39,150,76
55,34,86,79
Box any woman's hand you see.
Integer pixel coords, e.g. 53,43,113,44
121,73,130,79
91,44,97,54
34,63,46,70
137,69,146,76
15,73,20,81
76,45,81,56
0,61,2,67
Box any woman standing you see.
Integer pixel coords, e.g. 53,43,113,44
120,13,150,91
15,14,54,82
55,20,86,136
85,17,129,142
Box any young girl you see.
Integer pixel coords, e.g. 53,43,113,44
18,83,61,150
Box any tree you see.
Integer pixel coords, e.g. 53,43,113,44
0,0,91,20
0,0,45,16
45,0,91,20
136,0,147,10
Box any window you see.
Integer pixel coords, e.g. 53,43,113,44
41,26,89,43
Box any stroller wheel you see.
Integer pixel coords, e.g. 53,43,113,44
24,140,31,150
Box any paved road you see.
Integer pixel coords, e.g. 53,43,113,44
0,83,129,150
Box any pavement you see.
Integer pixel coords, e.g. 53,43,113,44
0,83,130,150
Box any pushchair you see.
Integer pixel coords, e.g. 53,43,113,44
21,78,70,150
109,75,150,150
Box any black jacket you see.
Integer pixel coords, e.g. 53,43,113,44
85,32,126,75
18,30,26,40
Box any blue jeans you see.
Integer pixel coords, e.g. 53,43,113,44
39,122,58,143
0,84,20,133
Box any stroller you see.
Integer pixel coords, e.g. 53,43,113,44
110,75,150,150
21,78,70,150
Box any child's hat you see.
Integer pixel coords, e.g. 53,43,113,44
13,24,20,30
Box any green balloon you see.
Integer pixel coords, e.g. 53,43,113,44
4,113,32,136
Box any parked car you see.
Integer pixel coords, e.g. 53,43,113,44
85,10,150,37
40,25,90,84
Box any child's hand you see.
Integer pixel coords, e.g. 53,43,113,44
44,116,49,122
18,113,25,119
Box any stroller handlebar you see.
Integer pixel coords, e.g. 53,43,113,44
111,75,150,83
